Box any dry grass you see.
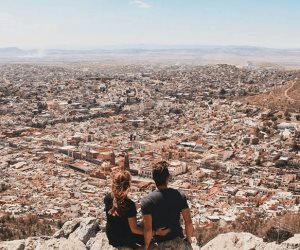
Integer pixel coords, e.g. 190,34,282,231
0,214,57,241
240,80,300,112
195,211,300,246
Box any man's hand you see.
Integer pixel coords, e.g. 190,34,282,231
155,227,170,236
184,237,192,244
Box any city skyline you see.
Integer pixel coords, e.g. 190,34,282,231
0,0,300,50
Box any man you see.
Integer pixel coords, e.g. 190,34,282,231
141,161,194,250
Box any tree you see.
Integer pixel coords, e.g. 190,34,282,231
219,88,226,95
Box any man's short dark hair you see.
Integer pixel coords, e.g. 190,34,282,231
152,161,170,186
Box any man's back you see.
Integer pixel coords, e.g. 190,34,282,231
141,188,189,242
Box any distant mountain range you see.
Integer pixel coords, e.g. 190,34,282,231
1,45,300,57
1,46,300,67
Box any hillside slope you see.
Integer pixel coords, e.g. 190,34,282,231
241,80,300,112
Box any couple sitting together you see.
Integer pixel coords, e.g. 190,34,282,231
104,161,194,250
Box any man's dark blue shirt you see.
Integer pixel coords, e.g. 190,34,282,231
141,188,189,242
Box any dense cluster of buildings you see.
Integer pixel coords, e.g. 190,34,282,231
0,63,300,231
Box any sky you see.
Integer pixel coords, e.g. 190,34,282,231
0,0,300,49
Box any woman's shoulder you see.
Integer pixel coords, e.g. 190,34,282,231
124,198,137,216
104,192,113,203
125,198,137,210
125,197,135,205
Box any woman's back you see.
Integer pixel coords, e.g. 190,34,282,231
104,193,138,247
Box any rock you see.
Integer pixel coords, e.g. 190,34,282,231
0,240,25,250
251,137,259,145
69,217,99,244
59,238,87,250
201,232,300,250
88,232,115,250
53,218,82,238
0,237,87,250
260,241,280,250
5,218,300,250
0,182,8,192
280,234,300,249
86,232,200,250
201,232,265,250
223,151,234,161
242,137,250,144
24,237,45,250
87,232,139,250
34,238,62,250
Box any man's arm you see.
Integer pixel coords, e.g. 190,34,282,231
181,208,194,243
143,214,153,250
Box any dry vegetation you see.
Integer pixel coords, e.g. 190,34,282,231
0,214,57,241
1,211,300,245
195,211,300,246
241,80,300,112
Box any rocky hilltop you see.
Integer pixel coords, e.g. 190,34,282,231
1,218,300,250
202,232,300,250
0,217,199,250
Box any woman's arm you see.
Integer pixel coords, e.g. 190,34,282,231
128,217,144,235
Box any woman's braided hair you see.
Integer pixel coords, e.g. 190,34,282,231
109,170,131,217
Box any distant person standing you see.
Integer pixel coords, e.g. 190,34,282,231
141,161,194,250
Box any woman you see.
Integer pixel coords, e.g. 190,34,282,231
104,170,169,248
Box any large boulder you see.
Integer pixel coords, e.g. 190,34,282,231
0,218,98,250
87,232,199,250
201,232,265,250
0,237,86,250
0,222,199,250
201,232,300,250
69,217,100,244
24,236,51,250
58,238,86,250
280,234,300,249
87,232,116,250
53,218,82,238
0,239,25,250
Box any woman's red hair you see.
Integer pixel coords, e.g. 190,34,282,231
109,170,131,216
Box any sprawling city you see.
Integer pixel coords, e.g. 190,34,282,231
0,60,299,249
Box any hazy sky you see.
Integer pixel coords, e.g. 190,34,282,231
0,0,300,49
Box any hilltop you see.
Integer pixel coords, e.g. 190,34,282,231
240,79,300,112
1,217,300,250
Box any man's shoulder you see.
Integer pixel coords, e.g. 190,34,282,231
141,190,161,206
168,188,186,198
141,188,186,202
141,191,156,202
